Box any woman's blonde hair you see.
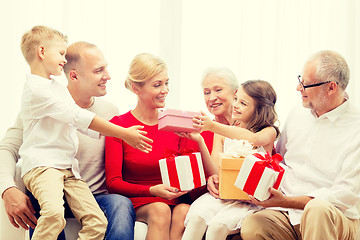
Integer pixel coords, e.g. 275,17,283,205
21,25,67,64
125,53,167,90
241,80,279,136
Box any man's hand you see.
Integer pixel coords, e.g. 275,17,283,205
248,187,286,208
249,188,286,207
248,187,313,210
3,187,37,229
207,174,220,198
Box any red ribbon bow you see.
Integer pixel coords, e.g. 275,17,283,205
242,152,285,195
252,152,283,171
164,147,196,158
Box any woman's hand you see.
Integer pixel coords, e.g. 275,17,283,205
193,112,213,132
207,174,220,198
175,132,203,143
149,184,188,200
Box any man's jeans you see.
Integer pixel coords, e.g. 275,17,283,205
29,192,136,240
95,193,136,240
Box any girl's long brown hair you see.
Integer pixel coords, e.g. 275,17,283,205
241,80,279,136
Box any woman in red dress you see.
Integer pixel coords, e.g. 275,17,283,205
105,53,191,240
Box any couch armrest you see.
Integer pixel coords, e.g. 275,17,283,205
134,221,148,240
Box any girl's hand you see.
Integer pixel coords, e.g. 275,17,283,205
193,112,213,132
149,184,188,200
207,174,220,198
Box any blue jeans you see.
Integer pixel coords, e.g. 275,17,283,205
29,192,136,240
95,193,136,240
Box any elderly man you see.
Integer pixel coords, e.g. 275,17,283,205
0,41,136,240
241,50,360,239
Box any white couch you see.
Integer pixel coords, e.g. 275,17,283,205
0,207,148,240
0,163,148,240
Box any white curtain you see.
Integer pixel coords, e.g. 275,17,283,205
0,0,359,137
179,0,360,124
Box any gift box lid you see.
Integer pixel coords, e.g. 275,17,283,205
158,109,200,120
220,157,244,170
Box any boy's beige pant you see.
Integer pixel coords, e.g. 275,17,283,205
23,167,107,240
240,198,359,240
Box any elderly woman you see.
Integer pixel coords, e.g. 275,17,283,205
185,67,238,200
182,67,240,240
199,67,239,153
185,66,239,183
185,66,238,186
202,67,238,125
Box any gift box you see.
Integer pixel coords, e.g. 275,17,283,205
219,157,249,200
219,139,257,200
158,109,200,132
159,152,206,191
234,152,284,201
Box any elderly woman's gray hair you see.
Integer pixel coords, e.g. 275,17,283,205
201,67,239,92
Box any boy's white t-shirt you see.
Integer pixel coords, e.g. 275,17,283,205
19,74,96,178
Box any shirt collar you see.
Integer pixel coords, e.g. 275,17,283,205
311,99,349,122
27,74,53,82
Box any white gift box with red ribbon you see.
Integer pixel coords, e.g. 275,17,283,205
234,152,284,201
159,152,206,191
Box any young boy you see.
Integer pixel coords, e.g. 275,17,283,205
19,25,152,239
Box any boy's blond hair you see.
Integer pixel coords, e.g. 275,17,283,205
21,25,68,64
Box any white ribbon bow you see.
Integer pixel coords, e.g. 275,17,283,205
220,139,258,158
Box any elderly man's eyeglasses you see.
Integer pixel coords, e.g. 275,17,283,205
297,75,332,90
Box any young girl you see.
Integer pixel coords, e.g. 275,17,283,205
182,80,279,240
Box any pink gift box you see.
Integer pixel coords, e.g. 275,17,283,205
158,109,200,132
234,152,284,201
159,152,206,191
